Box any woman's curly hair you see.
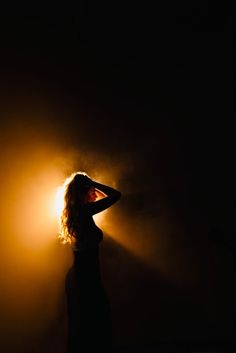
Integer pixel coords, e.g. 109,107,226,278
58,172,92,244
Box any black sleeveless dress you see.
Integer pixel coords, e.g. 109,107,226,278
65,205,113,353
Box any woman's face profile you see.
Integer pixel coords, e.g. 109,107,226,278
86,187,97,203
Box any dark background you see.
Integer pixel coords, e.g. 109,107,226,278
0,1,235,352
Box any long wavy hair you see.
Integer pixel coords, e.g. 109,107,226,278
58,171,92,244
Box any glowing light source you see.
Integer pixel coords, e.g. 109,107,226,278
55,186,65,219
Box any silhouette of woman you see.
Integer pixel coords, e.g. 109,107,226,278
59,172,121,353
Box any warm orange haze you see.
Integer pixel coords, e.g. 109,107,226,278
1,120,167,352
0,2,234,351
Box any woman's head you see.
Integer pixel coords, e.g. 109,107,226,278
65,172,93,206
58,172,95,244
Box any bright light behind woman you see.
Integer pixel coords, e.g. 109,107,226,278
55,185,65,219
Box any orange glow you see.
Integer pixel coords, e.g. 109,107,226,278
94,209,107,228
55,185,65,219
13,173,64,249
0,105,132,353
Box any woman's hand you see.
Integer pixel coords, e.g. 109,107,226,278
74,173,93,187
83,174,93,184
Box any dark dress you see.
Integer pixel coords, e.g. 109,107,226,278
65,189,121,353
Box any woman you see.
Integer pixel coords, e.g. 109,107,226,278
59,172,121,353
